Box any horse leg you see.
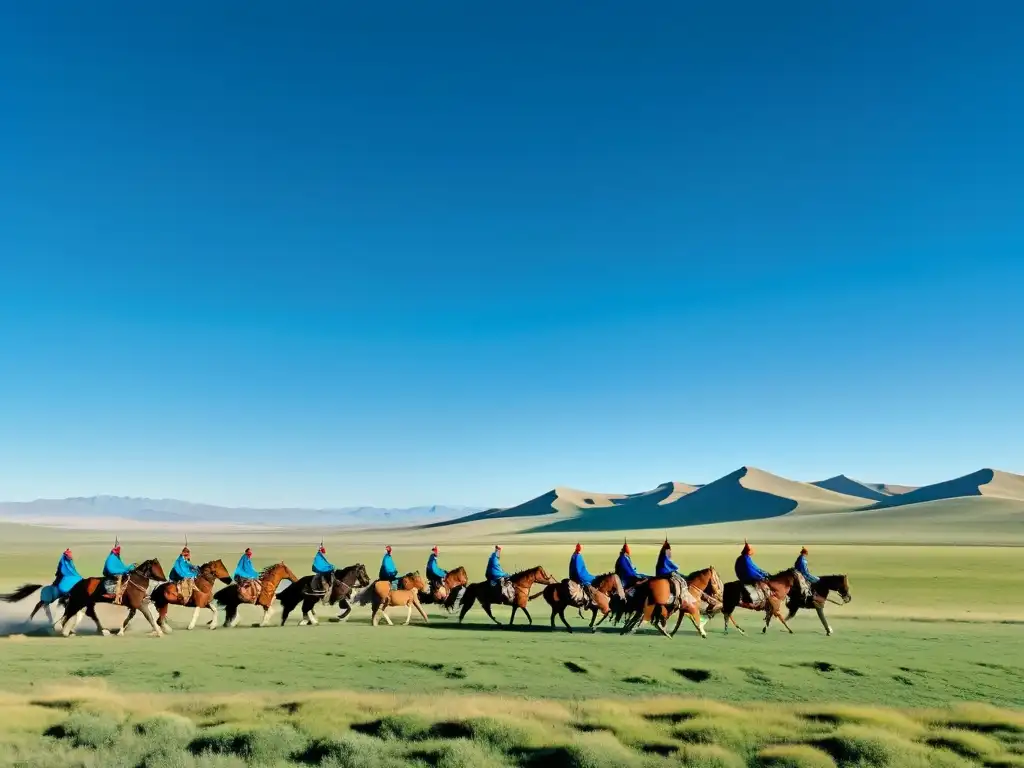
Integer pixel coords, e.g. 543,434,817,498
774,605,795,634
259,604,274,627
280,598,294,625
158,605,174,634
308,600,320,625
337,600,351,621
728,612,746,635
413,601,429,624
593,610,610,629
670,605,687,637
208,605,219,629
86,604,109,636
687,604,707,639
509,605,518,626
226,603,240,628
187,606,202,631
118,608,135,635
550,605,556,628
558,606,573,633
403,603,413,625
141,602,164,636
482,602,501,626
815,606,832,636
522,604,533,626
588,608,597,630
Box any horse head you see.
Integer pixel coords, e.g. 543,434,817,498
595,572,625,601
445,566,468,588
351,564,370,587
533,566,558,586
407,571,428,591
203,559,232,584
137,559,166,581
399,572,420,590
708,566,723,601
264,562,299,585
827,574,852,603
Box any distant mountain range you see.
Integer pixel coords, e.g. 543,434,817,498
0,496,481,530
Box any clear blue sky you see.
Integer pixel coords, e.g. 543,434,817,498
1,3,1021,508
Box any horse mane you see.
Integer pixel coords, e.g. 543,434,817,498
336,564,364,578
594,571,616,583
260,562,283,579
685,567,712,580
509,565,545,580
448,566,467,577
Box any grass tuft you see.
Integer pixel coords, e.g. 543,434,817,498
755,744,838,767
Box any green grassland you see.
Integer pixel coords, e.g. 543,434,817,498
2,529,1022,766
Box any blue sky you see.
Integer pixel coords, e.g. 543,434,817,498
1,2,1021,508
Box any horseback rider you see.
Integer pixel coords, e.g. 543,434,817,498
615,541,647,589
103,539,135,603
794,546,819,584
234,547,260,584
311,541,336,595
568,543,597,605
45,548,83,603
655,539,679,578
735,540,772,600
170,546,200,582
426,546,447,594
379,546,399,589
486,545,514,601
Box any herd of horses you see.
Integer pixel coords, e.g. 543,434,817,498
1,556,852,639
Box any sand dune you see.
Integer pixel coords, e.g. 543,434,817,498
812,475,894,502
871,468,1024,508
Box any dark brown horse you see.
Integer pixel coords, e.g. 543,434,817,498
532,572,625,633
418,566,469,611
721,568,811,635
144,559,232,633
785,574,852,636
277,564,371,626
213,562,299,628
457,566,558,627
57,559,167,637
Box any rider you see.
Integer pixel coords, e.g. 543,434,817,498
568,543,596,604
103,540,135,602
655,539,680,578
234,547,260,584
312,541,336,593
486,545,512,600
426,546,447,592
615,540,647,589
46,548,83,602
379,545,399,588
170,545,200,582
735,541,772,598
794,546,819,584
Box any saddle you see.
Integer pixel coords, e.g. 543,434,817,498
176,578,196,604
492,578,515,603
308,573,334,600
741,582,773,607
103,574,130,605
237,578,263,604
565,579,592,608
667,573,693,608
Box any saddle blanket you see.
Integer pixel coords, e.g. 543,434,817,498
237,579,263,604
741,583,772,606
176,579,196,604
307,573,334,598
492,578,515,603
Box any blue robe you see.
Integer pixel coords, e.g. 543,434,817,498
486,552,506,583
569,552,594,585
656,549,679,577
103,552,134,577
52,554,83,598
735,554,770,583
234,554,260,580
615,553,646,586
171,555,200,581
312,551,335,574
426,553,446,581
379,554,398,582
794,555,818,583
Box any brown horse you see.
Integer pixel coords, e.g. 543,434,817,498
213,562,299,628
418,566,469,611
57,559,167,637
457,566,558,627
371,572,429,627
622,570,707,639
277,564,371,626
721,568,811,635
669,567,724,636
143,559,232,633
532,572,625,633
785,574,852,636
353,571,420,610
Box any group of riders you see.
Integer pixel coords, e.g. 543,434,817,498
42,536,821,616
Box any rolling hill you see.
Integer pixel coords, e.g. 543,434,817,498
811,475,913,502
869,468,1024,508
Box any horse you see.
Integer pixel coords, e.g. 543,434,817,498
619,570,703,639
721,568,811,635
371,572,429,627
353,571,419,609
532,572,625,633
457,566,558,627
669,567,724,636
417,566,469,611
213,562,299,628
277,564,371,626
785,574,852,636
140,559,232,633
0,583,68,629
56,559,167,637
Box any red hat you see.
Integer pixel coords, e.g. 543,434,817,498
431,546,439,554
182,546,190,556
742,540,753,555
621,541,630,555
385,545,392,554
245,547,253,556
319,545,326,554
63,548,73,558
574,543,582,553
800,546,808,555
112,545,121,555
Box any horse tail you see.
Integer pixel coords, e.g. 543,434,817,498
443,585,464,612
151,584,168,609
213,585,234,606
528,589,546,601
353,584,375,607
0,584,43,603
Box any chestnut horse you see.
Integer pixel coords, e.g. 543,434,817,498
143,559,232,633
621,573,702,639
353,571,421,609
457,566,558,627
785,574,852,636
57,558,167,637
418,566,469,611
213,562,299,628
721,568,811,635
371,572,429,627
277,563,371,626
669,567,724,636
532,572,625,633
